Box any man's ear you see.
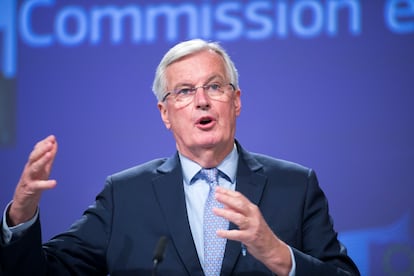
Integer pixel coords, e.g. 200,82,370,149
234,89,242,116
158,102,171,129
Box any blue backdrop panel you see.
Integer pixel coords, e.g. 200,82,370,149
1,1,413,275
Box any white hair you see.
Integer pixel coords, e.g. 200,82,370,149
152,39,239,101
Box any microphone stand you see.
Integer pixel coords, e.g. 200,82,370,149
152,236,169,276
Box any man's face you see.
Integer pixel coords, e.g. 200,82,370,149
158,50,241,160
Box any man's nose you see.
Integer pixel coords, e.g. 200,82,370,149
194,87,210,110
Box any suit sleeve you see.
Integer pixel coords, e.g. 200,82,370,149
0,179,115,275
292,169,360,276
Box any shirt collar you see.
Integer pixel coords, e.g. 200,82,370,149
179,143,238,185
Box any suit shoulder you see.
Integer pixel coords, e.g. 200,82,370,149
249,152,312,176
109,158,168,182
246,152,319,192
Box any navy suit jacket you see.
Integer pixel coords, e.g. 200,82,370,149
0,142,359,275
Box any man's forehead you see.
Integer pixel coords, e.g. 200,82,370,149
165,51,227,83
167,49,222,67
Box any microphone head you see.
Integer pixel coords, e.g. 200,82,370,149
153,236,169,265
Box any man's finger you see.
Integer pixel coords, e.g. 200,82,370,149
27,136,57,178
215,187,250,214
29,151,54,176
216,228,250,243
28,135,57,165
213,207,250,229
34,179,57,191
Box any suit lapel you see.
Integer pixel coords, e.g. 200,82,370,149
152,154,204,276
151,145,267,275
221,144,267,275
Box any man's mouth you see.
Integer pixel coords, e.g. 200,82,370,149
200,118,212,125
196,116,215,127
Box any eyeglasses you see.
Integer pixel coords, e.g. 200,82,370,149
162,82,235,106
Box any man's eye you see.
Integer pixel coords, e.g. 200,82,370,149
177,88,192,95
209,84,221,91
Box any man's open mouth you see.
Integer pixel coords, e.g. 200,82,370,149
197,116,214,126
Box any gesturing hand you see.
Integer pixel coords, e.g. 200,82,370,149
213,186,292,276
8,135,58,226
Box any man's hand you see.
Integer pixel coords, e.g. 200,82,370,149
8,135,58,226
214,186,292,276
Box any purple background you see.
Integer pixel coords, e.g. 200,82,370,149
1,1,413,275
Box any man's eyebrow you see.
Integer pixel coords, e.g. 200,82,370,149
204,75,225,83
173,82,193,88
172,75,226,89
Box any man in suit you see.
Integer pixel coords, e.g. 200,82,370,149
1,39,359,275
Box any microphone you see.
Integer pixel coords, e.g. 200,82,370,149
152,236,169,276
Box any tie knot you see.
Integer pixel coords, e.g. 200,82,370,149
200,168,219,187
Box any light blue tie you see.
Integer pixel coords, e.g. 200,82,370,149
201,168,228,276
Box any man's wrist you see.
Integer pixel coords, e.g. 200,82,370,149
265,238,294,276
2,201,39,244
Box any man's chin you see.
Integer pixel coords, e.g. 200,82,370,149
197,136,222,148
